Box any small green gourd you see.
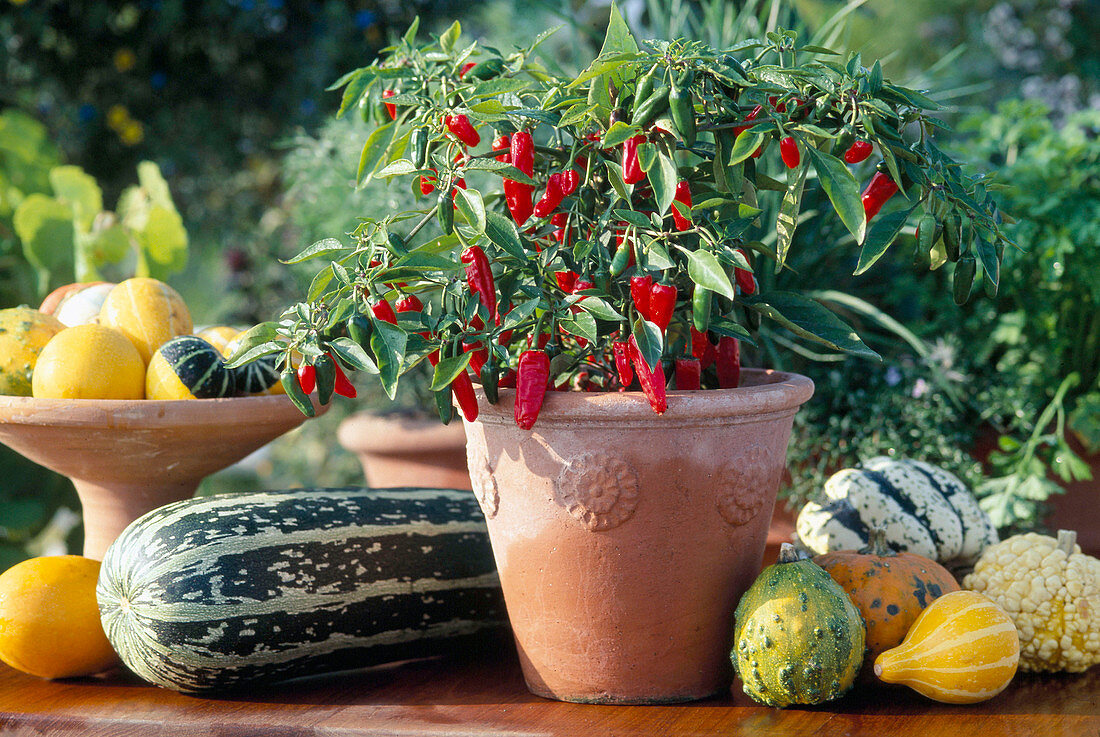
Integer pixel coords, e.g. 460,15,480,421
732,543,865,707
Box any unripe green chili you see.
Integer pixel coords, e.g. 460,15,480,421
410,127,430,169
438,189,455,235
917,213,936,258
434,388,454,424
953,256,976,306
481,356,499,405
467,58,504,80
669,70,696,147
632,65,660,116
346,314,372,347
387,232,408,255
633,85,669,129
943,212,962,262
692,285,712,333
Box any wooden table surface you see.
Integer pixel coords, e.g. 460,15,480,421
2,643,1098,737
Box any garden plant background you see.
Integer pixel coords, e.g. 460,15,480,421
0,0,1096,564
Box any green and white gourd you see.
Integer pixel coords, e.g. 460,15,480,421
796,457,998,569
224,333,280,395
97,487,506,693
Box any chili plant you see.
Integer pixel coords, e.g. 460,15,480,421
231,8,1014,430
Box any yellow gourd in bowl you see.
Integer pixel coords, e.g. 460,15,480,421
874,589,1019,704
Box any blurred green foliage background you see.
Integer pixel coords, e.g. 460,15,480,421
1,0,1097,562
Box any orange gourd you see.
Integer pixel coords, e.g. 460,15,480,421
874,590,1020,704
814,528,960,667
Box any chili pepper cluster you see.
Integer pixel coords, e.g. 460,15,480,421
262,25,1013,426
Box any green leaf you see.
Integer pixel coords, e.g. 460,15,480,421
602,121,640,148
569,53,641,89
804,145,866,243
84,223,129,264
745,291,880,360
775,164,808,273
337,70,373,119
283,237,348,264
376,159,419,178
975,235,1000,289
729,131,765,166
138,205,188,275
613,209,651,228
403,16,420,46
576,295,624,322
307,264,335,302
439,20,461,53
356,122,397,185
643,237,674,270
49,166,101,232
136,161,177,212
502,297,540,330
430,351,473,391
12,193,75,288
854,206,917,275
370,319,407,400
561,310,598,343
595,3,639,62
455,188,486,233
484,210,526,259
224,322,281,368
651,143,678,215
683,248,734,300
631,316,662,370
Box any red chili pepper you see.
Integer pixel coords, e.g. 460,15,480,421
550,212,569,245
648,283,677,332
627,336,667,415
452,152,468,190
570,277,594,321
459,61,476,79
732,104,763,138
297,363,316,394
492,134,511,163
560,169,579,196
675,358,702,390
861,171,899,221
420,169,437,195
460,246,499,326
451,369,479,422
395,294,423,313
716,336,741,389
844,140,873,164
382,89,397,120
464,342,488,376
498,368,517,388
690,327,717,369
612,340,633,388
331,356,358,399
514,350,550,430
623,134,646,185
768,95,786,113
533,172,565,218
672,181,693,231
734,248,757,296
370,299,397,325
504,131,535,225
444,114,481,147
555,270,578,293
630,275,654,321
780,136,800,169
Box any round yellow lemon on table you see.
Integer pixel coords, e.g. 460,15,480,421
0,307,65,396
31,324,146,399
0,555,121,679
98,277,192,364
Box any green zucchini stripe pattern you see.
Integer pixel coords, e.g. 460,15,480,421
97,487,506,693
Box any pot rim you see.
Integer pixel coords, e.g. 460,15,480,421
471,368,814,429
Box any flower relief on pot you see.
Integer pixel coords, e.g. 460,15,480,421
716,444,779,526
465,443,499,519
554,451,640,531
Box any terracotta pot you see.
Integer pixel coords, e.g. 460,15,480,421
337,412,472,490
0,395,324,560
462,368,814,704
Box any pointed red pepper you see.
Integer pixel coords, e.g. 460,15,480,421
395,295,423,313
732,104,762,138
444,114,481,147
627,336,667,414
382,89,397,120
780,136,800,168
297,363,316,394
555,270,578,293
370,299,397,325
675,358,702,390
612,340,633,388
690,327,717,369
464,342,488,376
420,169,437,195
504,131,535,225
560,169,580,196
623,134,646,185
514,350,550,430
861,171,899,221
734,248,757,296
672,181,693,231
459,61,477,79
533,172,565,218
460,246,498,326
330,355,358,398
844,140,873,164
492,134,511,163
716,336,741,389
630,275,654,321
648,283,677,332
451,370,479,422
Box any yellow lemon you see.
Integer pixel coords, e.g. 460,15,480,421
0,556,121,679
31,325,146,399
98,277,192,364
0,307,65,396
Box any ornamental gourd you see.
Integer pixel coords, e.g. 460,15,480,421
963,529,1100,673
874,590,1019,704
814,528,960,669
797,457,998,570
732,543,865,707
97,487,506,693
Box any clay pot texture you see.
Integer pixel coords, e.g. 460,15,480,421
0,395,323,560
462,368,814,704
337,412,472,490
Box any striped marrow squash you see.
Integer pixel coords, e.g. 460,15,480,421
97,487,506,693
145,335,235,400
796,457,998,569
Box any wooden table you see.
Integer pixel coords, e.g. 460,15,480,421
2,645,1098,736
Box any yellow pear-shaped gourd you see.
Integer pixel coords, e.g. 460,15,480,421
874,589,1019,704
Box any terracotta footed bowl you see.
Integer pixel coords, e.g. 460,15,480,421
0,395,325,559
